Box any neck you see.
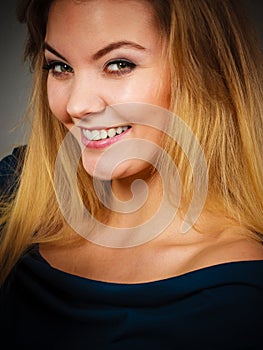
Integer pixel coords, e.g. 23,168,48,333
107,170,164,228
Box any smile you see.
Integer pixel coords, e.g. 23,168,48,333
83,126,130,141
81,125,132,149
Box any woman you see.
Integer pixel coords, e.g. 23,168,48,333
0,0,263,348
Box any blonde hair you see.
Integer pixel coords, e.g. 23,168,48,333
1,0,263,285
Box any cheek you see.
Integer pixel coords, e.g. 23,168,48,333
136,75,170,109
47,80,70,124
134,126,165,150
112,72,167,106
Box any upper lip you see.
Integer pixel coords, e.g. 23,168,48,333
72,110,130,130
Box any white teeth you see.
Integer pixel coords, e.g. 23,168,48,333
116,127,123,135
91,130,101,141
107,128,116,138
83,126,129,141
83,129,92,139
100,129,108,139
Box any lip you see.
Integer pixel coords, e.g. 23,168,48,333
81,126,131,149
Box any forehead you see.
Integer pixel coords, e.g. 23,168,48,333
46,0,158,44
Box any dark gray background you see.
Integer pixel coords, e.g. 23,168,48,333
0,0,31,158
1,0,263,158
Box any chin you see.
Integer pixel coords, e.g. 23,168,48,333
82,156,152,181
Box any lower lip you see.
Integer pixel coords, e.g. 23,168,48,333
81,128,131,149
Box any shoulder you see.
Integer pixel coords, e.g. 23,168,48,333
0,145,26,197
190,260,263,347
180,249,263,325
0,146,26,177
0,146,26,172
188,229,263,274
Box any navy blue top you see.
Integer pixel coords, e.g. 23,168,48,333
0,146,26,199
1,250,263,349
0,148,263,349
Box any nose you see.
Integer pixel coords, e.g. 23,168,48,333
66,73,107,119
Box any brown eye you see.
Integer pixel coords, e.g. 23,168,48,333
105,60,136,75
55,63,73,73
43,61,74,78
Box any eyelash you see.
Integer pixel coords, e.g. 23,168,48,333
104,59,136,76
42,59,136,78
43,61,73,79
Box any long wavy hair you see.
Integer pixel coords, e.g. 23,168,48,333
1,0,263,285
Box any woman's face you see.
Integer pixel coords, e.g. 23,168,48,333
45,0,170,180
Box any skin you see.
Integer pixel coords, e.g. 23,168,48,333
41,0,263,283
45,0,169,185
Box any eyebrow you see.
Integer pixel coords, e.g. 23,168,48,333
43,42,67,61
92,41,146,60
43,41,146,62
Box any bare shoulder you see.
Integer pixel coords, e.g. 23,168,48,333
188,234,263,272
222,236,263,259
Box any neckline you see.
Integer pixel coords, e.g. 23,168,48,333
28,245,263,287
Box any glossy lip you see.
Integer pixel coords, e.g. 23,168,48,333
81,126,132,149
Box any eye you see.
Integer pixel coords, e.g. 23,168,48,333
104,59,136,76
43,61,74,79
